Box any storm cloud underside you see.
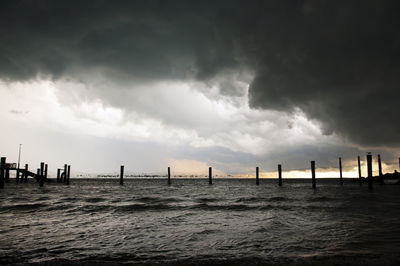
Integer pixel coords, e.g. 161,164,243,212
1,0,399,173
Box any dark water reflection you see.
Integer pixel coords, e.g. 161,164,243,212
0,179,400,265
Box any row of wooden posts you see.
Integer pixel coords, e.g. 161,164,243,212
0,156,71,189
118,153,396,190
1,153,398,189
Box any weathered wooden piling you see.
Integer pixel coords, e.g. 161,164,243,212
278,164,282,186
367,153,373,190
0,157,5,189
63,164,67,183
120,165,124,185
66,165,71,185
57,169,61,182
378,154,383,185
256,167,259,185
16,167,20,183
44,164,48,180
357,156,362,186
209,167,212,185
311,161,316,189
40,162,44,187
167,167,171,185
339,157,343,186
24,164,28,182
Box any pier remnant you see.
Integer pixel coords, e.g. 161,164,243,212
339,157,343,186
57,169,61,182
256,167,259,185
66,165,71,185
44,164,48,180
24,164,28,182
0,157,5,189
16,167,20,183
63,164,67,183
40,162,44,187
367,153,373,190
358,156,362,186
311,161,316,189
168,167,171,185
278,164,282,186
378,154,383,185
209,167,212,185
120,165,124,185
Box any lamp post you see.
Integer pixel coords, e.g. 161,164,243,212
18,144,22,169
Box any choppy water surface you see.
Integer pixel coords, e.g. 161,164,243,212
1,179,400,265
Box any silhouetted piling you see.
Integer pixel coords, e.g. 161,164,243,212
367,153,373,190
66,165,71,185
44,164,48,180
0,157,5,189
209,167,212,185
167,167,171,185
378,154,383,185
256,167,259,185
40,162,44,187
57,169,61,182
16,168,20,183
278,164,282,186
311,161,316,189
63,164,67,183
24,164,28,182
357,156,362,186
339,157,343,186
120,165,124,185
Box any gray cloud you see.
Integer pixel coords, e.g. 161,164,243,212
1,0,399,148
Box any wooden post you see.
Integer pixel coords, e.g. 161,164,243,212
339,157,343,186
367,153,373,190
40,162,44,187
256,167,259,185
278,164,282,186
16,167,20,183
120,165,124,185
66,165,71,185
44,164,48,180
0,157,5,189
24,164,28,183
167,167,171,185
57,169,61,182
311,161,316,189
357,156,362,186
209,167,212,185
63,164,67,183
378,154,383,185
36,169,40,183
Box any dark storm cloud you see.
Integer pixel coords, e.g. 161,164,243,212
1,0,399,146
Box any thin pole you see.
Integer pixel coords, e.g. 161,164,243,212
339,157,343,186
209,167,212,185
120,165,124,185
66,165,71,185
278,164,282,186
357,156,362,186
311,161,316,189
167,167,171,185
256,167,259,185
17,144,22,169
378,154,383,185
0,157,5,189
367,153,373,190
40,162,44,187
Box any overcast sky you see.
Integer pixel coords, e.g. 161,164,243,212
0,0,399,176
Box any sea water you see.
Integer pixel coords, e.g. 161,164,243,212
1,179,400,265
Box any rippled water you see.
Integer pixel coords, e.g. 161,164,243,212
1,178,400,265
